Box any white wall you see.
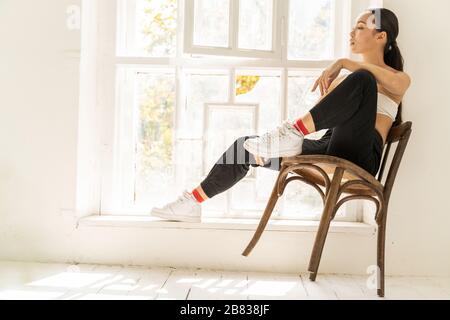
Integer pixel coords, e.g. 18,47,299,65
0,0,81,257
0,0,449,277
379,0,450,276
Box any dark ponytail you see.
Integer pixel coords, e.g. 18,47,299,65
370,8,405,126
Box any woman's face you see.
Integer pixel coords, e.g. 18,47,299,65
349,12,387,54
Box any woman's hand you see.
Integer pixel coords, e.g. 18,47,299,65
312,59,344,96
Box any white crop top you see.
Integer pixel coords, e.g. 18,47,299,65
340,73,399,121
377,92,399,121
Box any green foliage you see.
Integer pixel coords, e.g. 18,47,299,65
137,76,175,178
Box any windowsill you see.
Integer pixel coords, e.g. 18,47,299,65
77,215,376,235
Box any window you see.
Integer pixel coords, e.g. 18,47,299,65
96,0,362,221
184,0,281,59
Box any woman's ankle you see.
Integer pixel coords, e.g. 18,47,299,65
191,186,209,203
293,113,316,135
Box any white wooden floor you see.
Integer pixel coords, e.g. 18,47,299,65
0,261,448,300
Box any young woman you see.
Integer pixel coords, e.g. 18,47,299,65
151,8,411,223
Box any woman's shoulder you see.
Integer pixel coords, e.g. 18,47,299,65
385,66,411,79
383,66,411,99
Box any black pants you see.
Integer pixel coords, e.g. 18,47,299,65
200,69,384,199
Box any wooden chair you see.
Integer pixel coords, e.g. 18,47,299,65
241,121,412,297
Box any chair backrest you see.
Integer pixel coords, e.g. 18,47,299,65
376,121,413,203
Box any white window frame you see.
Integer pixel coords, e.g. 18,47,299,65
184,0,283,59
184,0,350,61
94,0,374,221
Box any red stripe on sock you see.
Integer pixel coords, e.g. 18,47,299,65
192,189,205,203
293,119,310,135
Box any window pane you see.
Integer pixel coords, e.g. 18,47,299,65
288,0,334,60
180,70,229,139
233,70,285,216
282,180,324,218
193,0,230,47
235,70,281,134
118,0,177,57
201,104,257,217
134,71,176,207
175,139,203,190
202,190,228,217
230,179,275,218
284,70,324,219
287,72,319,118
288,71,327,138
238,0,273,50
229,166,280,217
203,105,257,176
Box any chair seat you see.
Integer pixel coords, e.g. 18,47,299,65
281,155,384,196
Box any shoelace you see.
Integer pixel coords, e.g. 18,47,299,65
163,192,191,208
260,122,292,142
177,192,191,203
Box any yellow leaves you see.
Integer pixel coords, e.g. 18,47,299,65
236,75,260,96
141,0,177,54
154,13,163,24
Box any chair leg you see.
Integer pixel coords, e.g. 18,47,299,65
242,167,287,257
308,167,344,281
377,213,387,297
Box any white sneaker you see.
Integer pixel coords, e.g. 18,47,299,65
243,120,305,158
150,190,202,223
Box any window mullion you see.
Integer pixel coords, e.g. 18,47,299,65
174,66,183,187
230,0,238,52
183,0,195,56
273,0,285,61
127,0,137,55
229,68,235,104
334,0,352,59
177,0,186,60
98,0,119,214
115,56,333,69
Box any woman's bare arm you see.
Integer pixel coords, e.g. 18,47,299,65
340,58,411,96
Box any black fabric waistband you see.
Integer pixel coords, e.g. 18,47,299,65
374,129,384,147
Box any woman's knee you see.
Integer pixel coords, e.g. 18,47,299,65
350,69,377,86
